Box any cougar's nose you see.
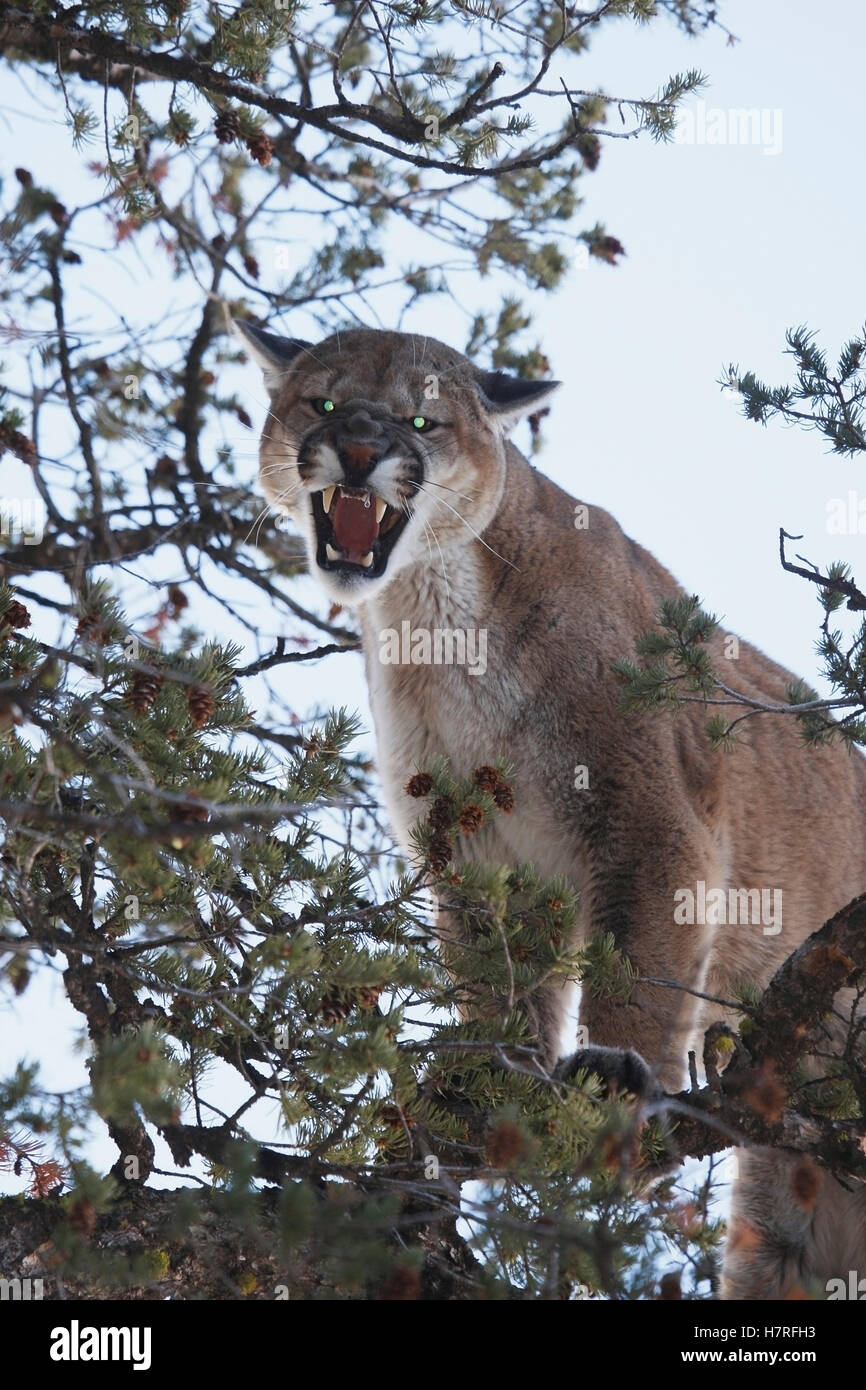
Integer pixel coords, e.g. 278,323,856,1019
337,410,387,482
340,441,380,472
338,441,386,487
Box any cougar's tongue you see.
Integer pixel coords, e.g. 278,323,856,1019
332,492,378,561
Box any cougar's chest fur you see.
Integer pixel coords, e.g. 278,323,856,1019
359,535,596,894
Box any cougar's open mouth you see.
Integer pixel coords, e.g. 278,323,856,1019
311,486,409,578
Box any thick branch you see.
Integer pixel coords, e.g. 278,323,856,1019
652,892,866,1177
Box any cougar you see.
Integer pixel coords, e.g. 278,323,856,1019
237,319,866,1299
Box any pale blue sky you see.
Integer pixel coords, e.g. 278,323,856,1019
535,0,866,688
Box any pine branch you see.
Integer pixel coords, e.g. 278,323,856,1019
779,528,866,612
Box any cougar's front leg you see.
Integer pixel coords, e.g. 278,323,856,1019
574,823,726,1093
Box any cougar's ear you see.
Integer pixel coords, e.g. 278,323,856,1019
233,320,313,396
476,369,562,430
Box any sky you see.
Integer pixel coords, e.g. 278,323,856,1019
2,0,864,1228
535,0,866,689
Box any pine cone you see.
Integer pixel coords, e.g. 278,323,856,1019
153,454,178,484
75,613,108,644
473,764,499,794
427,795,453,832
590,234,626,266
492,781,515,814
379,1103,407,1130
576,131,601,171
186,684,215,728
214,109,241,144
405,772,433,798
2,600,31,632
168,795,210,850
0,424,37,467
320,987,354,1023
167,585,188,618
246,129,274,167
427,830,453,872
124,669,164,714
457,802,484,834
485,1120,525,1168
357,985,382,1009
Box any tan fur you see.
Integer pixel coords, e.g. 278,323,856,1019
241,324,866,1299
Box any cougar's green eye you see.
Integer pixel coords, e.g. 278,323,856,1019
411,415,433,431
312,398,336,414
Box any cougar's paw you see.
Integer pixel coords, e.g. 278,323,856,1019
553,1045,658,1100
